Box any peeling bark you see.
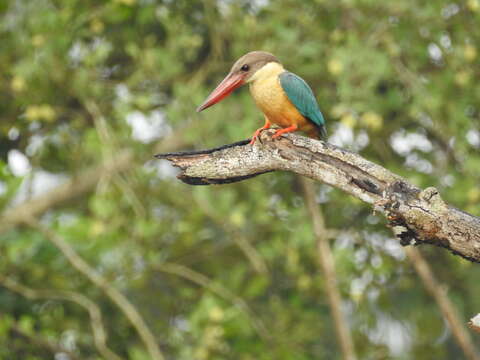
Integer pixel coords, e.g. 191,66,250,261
156,130,480,263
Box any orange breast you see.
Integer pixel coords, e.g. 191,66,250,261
249,75,310,130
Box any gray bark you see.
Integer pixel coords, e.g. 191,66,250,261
156,130,480,263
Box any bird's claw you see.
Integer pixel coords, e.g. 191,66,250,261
250,135,264,145
271,125,298,140
249,128,268,145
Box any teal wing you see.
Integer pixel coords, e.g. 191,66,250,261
279,71,326,138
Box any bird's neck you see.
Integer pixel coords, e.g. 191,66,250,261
247,62,285,84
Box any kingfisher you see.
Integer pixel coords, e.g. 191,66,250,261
197,51,326,144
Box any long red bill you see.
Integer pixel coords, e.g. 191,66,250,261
196,72,245,112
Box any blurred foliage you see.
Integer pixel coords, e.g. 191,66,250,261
1,0,480,359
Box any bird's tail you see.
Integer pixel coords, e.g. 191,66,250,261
308,124,327,140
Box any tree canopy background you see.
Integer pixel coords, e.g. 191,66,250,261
1,0,479,359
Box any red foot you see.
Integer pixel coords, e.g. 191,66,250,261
272,124,298,139
249,121,271,145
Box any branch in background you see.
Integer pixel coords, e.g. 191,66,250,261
156,131,480,263
0,150,134,234
155,262,269,340
300,178,357,360
24,218,164,360
0,129,189,236
0,275,121,360
405,248,479,359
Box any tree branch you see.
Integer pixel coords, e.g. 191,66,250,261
300,178,357,360
0,150,134,235
0,275,122,360
405,248,479,359
156,131,480,263
0,128,190,236
24,218,164,360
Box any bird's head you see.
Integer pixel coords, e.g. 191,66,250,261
196,51,280,112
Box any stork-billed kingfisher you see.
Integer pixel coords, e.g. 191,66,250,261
197,51,326,144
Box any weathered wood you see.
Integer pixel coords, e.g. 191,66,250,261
156,130,480,263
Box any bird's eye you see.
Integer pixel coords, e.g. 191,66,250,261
241,64,250,71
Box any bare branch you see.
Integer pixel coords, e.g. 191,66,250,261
24,218,165,360
156,131,480,263
405,248,479,359
301,178,357,360
0,275,122,360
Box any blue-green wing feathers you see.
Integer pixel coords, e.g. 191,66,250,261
279,72,326,138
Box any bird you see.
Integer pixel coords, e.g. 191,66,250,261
197,51,326,144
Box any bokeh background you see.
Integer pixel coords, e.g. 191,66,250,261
1,0,480,359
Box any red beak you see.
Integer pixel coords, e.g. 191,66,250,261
197,72,245,112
